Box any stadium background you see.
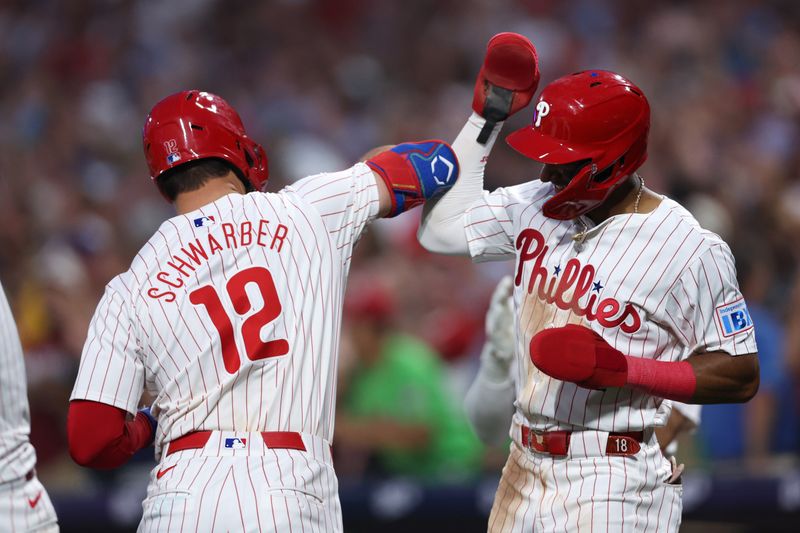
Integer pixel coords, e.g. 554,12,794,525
0,0,799,531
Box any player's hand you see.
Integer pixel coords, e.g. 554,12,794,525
528,324,628,389
472,32,540,143
484,275,515,364
667,455,685,484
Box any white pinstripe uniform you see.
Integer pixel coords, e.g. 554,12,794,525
71,163,380,532
0,282,59,532
464,179,757,532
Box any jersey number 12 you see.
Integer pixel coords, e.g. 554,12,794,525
190,266,289,374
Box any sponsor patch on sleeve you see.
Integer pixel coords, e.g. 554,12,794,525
715,298,753,337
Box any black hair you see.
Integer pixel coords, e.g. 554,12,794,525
156,158,251,202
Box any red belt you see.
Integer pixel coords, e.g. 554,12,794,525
166,431,307,456
520,427,643,457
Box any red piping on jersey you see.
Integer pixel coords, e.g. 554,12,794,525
67,400,154,469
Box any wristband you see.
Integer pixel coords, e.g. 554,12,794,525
625,357,697,402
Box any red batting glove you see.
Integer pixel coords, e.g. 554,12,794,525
529,325,697,401
529,324,628,389
472,32,540,144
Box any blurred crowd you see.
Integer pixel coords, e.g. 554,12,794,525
1,0,799,504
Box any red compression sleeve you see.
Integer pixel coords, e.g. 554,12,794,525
624,357,697,402
67,400,154,469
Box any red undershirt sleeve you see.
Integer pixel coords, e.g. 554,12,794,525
67,400,154,469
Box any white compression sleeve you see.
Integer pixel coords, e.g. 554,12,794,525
417,113,503,255
463,345,515,446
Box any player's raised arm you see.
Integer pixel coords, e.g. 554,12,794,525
417,33,539,255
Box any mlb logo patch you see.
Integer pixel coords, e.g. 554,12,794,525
224,437,247,449
715,299,753,337
167,152,181,165
193,215,215,227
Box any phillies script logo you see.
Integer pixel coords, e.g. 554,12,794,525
514,228,641,333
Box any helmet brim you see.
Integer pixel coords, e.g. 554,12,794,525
506,126,602,165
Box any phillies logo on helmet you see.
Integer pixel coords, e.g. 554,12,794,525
164,139,181,165
534,101,550,128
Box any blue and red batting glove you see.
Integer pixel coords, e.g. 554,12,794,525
366,140,459,217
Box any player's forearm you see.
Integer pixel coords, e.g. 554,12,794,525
624,351,759,403
683,351,759,403
531,325,759,403
417,113,501,255
68,400,155,469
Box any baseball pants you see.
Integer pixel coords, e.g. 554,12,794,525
138,431,342,533
488,427,682,532
0,471,59,532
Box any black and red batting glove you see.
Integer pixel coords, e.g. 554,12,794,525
472,32,540,144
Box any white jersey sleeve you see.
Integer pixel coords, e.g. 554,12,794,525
288,163,380,263
463,189,515,261
70,280,144,415
463,181,551,262
662,243,757,356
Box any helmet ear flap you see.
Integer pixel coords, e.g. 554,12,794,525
592,159,618,184
243,146,255,168
241,138,269,191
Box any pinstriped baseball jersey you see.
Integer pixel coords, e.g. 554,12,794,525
464,179,757,433
71,163,380,459
0,282,36,483
0,282,60,532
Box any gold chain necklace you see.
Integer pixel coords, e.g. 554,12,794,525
634,175,644,214
572,175,644,244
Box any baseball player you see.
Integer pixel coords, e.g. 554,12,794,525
66,90,459,532
465,276,701,472
0,281,59,532
418,33,759,531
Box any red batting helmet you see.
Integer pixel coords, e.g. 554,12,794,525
142,90,268,192
506,70,650,220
